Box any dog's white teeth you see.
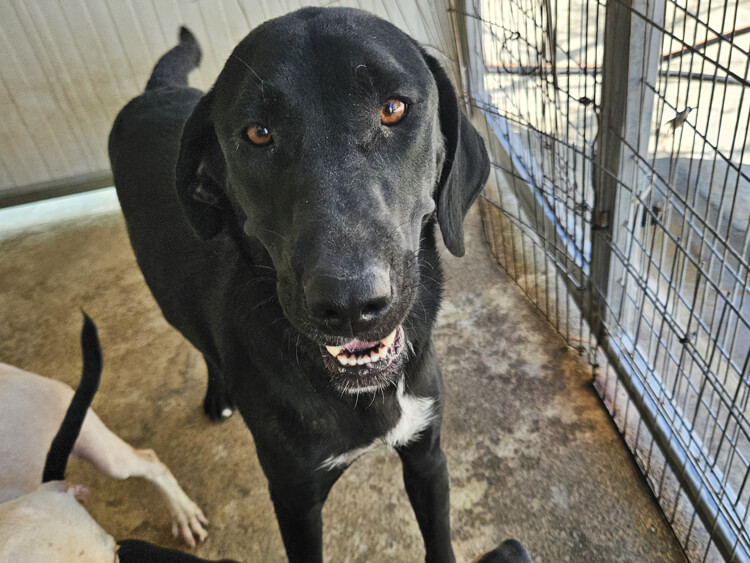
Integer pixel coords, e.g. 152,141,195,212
326,344,344,357
328,327,400,367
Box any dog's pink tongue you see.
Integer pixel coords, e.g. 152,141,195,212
344,339,380,352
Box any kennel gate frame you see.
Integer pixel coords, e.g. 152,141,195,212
450,0,750,560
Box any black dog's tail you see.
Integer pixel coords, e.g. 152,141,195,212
145,26,202,91
42,312,103,483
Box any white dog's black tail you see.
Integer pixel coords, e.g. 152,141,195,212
145,26,202,91
42,312,102,483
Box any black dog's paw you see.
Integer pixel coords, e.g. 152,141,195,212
203,381,235,422
473,539,532,563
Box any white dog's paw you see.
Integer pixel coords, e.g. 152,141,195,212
169,497,209,548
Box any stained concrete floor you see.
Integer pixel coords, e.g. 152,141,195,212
0,197,686,562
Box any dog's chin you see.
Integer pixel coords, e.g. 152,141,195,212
320,326,406,394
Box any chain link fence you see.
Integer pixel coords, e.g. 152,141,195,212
451,0,750,559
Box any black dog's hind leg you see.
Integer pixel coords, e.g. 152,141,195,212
202,356,234,421
398,424,456,563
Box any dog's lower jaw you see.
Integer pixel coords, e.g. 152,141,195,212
323,356,405,395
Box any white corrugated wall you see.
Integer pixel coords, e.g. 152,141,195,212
0,0,458,206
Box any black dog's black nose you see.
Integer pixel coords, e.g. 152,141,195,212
304,266,392,335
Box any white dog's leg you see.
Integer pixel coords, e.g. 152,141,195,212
73,413,208,547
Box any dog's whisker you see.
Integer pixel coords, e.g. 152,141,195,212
230,54,266,98
268,316,289,327
258,227,290,242
247,295,277,313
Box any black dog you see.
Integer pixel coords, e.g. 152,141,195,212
110,8,506,562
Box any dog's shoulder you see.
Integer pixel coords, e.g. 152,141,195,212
109,87,205,236
109,87,203,170
112,87,203,135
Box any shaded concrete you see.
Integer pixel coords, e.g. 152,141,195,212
0,203,685,562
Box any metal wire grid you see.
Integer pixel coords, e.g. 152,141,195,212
464,0,602,354
453,0,750,560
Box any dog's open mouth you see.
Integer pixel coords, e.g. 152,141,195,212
321,326,405,392
324,326,403,367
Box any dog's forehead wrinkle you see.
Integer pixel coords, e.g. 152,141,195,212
229,26,427,110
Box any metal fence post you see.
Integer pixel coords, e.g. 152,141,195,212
592,0,664,339
591,0,634,342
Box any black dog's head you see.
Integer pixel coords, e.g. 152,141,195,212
175,8,489,392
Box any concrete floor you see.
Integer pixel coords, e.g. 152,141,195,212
0,199,686,562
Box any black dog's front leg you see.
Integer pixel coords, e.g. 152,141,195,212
268,469,342,563
398,425,455,563
271,490,323,563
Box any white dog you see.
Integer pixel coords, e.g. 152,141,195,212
0,314,220,561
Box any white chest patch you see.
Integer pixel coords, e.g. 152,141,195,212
319,379,435,471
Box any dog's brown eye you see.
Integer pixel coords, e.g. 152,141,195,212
247,124,272,145
380,99,407,125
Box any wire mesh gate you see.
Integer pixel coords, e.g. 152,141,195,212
449,0,750,560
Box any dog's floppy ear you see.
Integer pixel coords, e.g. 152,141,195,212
422,52,490,257
175,90,227,240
